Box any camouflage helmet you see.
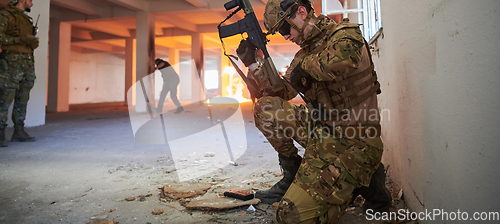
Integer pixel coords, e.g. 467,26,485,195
7,0,20,6
264,0,298,34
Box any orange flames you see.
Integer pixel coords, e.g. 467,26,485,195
208,66,251,104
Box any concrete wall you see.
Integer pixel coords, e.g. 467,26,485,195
69,52,125,104
373,0,500,222
22,0,50,127
179,59,192,100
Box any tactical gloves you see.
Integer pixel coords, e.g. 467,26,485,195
290,62,315,93
236,39,257,67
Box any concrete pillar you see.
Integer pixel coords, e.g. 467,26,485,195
179,54,191,101
169,48,179,73
221,48,230,97
47,19,71,112
191,33,204,102
16,0,50,127
125,38,134,105
217,57,222,96
135,12,155,112
169,48,180,99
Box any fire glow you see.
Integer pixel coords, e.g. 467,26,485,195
208,66,251,104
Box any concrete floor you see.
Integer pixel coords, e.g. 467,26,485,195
0,99,407,224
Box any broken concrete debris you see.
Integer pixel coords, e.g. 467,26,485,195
204,152,215,157
86,219,118,224
91,209,116,220
125,194,152,202
152,208,163,215
138,193,152,201
158,182,262,211
184,197,260,210
161,183,212,199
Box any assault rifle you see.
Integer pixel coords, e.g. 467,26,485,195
218,0,284,95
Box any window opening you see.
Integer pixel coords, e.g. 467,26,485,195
322,0,382,41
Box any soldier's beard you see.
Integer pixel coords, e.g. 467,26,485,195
24,3,31,12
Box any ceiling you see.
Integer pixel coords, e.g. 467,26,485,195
0,0,322,59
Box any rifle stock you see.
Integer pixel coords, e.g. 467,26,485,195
218,0,284,93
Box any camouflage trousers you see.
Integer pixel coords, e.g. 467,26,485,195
253,96,310,157
0,53,36,128
254,96,384,223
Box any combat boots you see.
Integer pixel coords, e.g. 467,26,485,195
255,154,302,204
11,126,36,142
352,164,392,213
0,127,8,147
175,106,184,114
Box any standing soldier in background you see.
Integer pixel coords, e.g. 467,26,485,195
155,58,184,114
0,0,39,147
237,0,391,222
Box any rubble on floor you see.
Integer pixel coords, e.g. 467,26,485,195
184,197,261,210
151,208,163,215
86,219,118,224
161,183,212,200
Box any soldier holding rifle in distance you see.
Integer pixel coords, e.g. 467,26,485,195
0,0,39,147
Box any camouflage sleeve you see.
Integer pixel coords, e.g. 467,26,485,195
280,77,299,101
249,63,297,101
0,11,20,46
301,38,363,82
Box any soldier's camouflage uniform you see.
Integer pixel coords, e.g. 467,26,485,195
249,15,383,223
0,6,37,128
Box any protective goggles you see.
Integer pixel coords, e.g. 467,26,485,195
277,6,298,36
278,21,291,36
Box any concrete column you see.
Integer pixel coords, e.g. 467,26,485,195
179,55,191,101
135,12,155,112
125,38,134,105
169,48,179,73
191,33,204,102
22,0,50,126
169,48,180,99
217,57,222,96
47,19,71,112
220,48,231,97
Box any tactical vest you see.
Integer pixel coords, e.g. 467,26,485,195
303,20,381,119
0,7,35,53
